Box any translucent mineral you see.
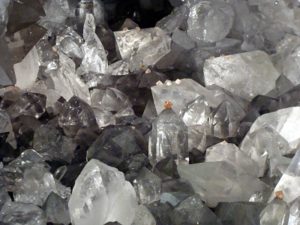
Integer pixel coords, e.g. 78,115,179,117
14,164,70,206
187,0,234,43
58,96,98,137
216,202,267,225
178,161,269,207
132,205,156,225
288,197,300,225
13,46,39,89
206,141,259,177
0,202,46,225
203,50,280,101
43,192,71,225
171,194,222,225
0,0,10,36
151,79,220,115
114,27,171,72
78,13,108,75
241,126,292,177
133,168,162,204
0,187,10,211
260,199,290,225
68,159,138,225
272,150,300,204
149,108,188,165
0,110,16,148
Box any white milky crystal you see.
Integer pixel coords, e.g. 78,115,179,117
178,161,268,207
14,46,39,89
206,141,259,177
68,159,137,225
187,0,234,43
203,50,280,101
114,27,171,72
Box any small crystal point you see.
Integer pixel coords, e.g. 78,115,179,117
149,108,188,165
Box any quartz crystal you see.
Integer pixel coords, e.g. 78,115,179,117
132,205,156,225
43,192,71,225
288,197,300,225
114,27,171,72
0,110,16,148
272,150,300,204
149,108,188,165
171,194,222,225
187,0,234,43
133,167,162,204
68,159,138,225
260,199,290,225
78,13,108,75
0,202,46,225
14,164,70,206
203,51,280,101
206,141,259,177
178,161,269,207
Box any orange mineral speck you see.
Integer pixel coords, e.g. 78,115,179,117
164,101,173,109
275,191,284,200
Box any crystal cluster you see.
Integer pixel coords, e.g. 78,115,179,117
1,0,300,224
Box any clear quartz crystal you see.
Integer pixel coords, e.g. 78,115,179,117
260,199,289,225
204,50,280,101
114,27,171,72
187,0,234,43
68,159,138,225
149,108,188,165
133,168,162,204
178,161,269,207
288,197,300,225
132,205,156,225
206,141,259,177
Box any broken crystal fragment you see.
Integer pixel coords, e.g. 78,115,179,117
133,167,162,204
171,194,222,225
149,108,188,165
114,27,171,72
178,161,268,207
14,164,70,206
260,199,289,225
206,141,259,177
204,51,280,101
13,46,39,89
68,159,138,225
78,13,108,75
43,192,71,225
0,202,46,225
187,0,234,43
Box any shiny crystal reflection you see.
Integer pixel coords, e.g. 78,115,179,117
3,0,300,224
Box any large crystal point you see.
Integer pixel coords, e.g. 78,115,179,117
58,96,98,137
0,202,46,225
68,159,138,225
151,79,220,115
260,199,289,225
272,150,300,203
78,13,108,75
178,161,269,207
187,0,234,43
14,164,70,206
149,108,188,165
204,51,280,101
206,141,259,177
114,27,171,72
133,168,162,204
171,194,222,225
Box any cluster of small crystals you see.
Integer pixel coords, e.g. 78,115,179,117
1,0,300,224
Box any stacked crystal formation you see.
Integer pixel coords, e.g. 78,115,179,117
2,0,300,224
